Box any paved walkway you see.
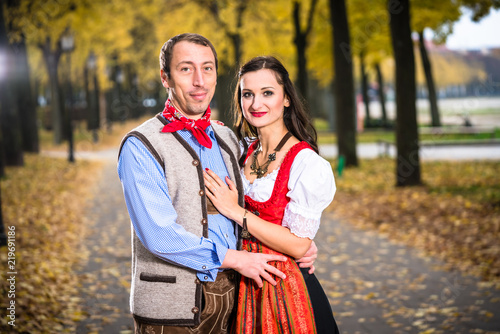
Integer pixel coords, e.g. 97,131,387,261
314,213,500,333
76,160,134,334
70,149,500,333
319,142,500,160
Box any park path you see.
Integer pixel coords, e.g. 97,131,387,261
71,149,500,334
314,212,500,333
75,158,134,334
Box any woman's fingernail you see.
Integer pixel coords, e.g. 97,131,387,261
205,168,209,171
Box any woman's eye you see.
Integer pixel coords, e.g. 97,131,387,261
242,92,253,98
263,90,274,96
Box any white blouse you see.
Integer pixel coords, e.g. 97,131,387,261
242,148,336,239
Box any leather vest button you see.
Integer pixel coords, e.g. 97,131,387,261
192,307,199,314
201,218,207,225
192,160,199,166
253,210,260,216
195,278,201,284
199,190,204,196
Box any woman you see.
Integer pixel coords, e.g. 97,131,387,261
204,56,339,333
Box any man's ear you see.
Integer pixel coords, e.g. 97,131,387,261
160,69,170,88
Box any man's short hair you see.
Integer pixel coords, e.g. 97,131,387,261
159,33,218,78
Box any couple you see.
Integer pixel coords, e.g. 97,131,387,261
118,33,339,334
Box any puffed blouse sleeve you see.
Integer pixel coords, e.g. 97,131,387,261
282,149,336,239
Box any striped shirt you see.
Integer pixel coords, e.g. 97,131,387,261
117,123,237,282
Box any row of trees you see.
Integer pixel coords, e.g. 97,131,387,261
1,0,499,181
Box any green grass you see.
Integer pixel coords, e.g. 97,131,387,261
314,116,500,145
318,129,499,145
420,108,500,116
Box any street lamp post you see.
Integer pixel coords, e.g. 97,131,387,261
87,52,100,143
61,34,75,163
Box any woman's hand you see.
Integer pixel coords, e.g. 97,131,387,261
204,168,243,223
296,241,317,274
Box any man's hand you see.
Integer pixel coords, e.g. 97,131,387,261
222,249,287,288
296,241,317,274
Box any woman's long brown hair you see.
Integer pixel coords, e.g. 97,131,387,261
233,56,318,167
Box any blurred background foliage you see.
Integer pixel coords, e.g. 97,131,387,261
1,1,500,331
2,0,498,142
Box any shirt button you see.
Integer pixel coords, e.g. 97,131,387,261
199,190,204,196
202,265,207,269
204,276,208,280
225,234,229,238
201,218,207,225
192,160,199,166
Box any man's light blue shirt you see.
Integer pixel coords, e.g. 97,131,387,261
117,123,237,282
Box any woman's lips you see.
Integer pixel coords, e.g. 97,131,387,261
250,112,267,117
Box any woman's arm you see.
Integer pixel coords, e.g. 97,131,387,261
241,209,312,259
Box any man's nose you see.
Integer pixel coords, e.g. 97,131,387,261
193,69,204,87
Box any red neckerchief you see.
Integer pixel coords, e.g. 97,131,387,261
161,99,212,149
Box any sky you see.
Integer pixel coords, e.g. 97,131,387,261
444,9,500,50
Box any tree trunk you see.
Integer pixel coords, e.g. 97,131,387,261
0,1,23,166
214,65,236,128
195,0,247,128
293,1,308,101
40,38,64,144
388,0,421,186
0,127,4,177
360,51,371,126
375,62,388,128
0,183,5,247
215,33,241,128
12,36,39,152
93,71,101,128
418,30,440,127
86,64,101,134
7,0,37,153
293,0,319,104
329,0,358,167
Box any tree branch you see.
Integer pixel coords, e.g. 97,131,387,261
305,0,318,37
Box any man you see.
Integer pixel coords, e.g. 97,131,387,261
118,33,316,333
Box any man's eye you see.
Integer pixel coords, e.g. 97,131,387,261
204,66,213,71
180,67,190,72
